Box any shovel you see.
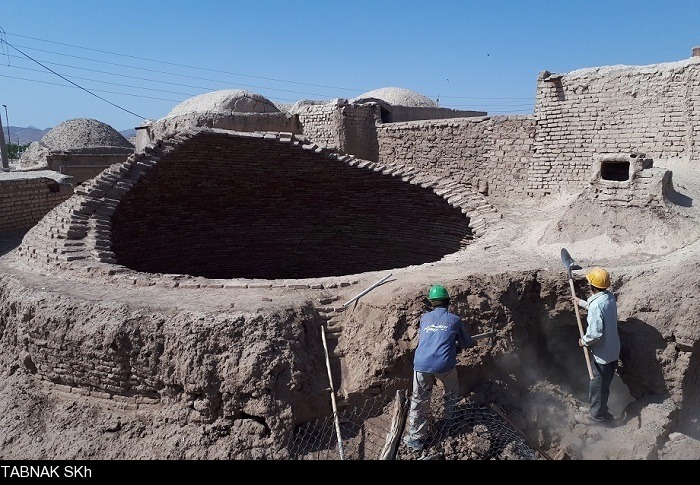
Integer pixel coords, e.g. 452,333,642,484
561,248,594,381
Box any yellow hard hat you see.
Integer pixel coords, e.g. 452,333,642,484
586,267,610,289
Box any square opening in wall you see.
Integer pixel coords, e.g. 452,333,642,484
380,107,391,123
601,161,630,181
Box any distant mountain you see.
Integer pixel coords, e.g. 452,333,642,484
119,128,137,141
3,126,137,146
4,126,51,145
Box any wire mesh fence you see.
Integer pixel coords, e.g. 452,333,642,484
284,390,542,460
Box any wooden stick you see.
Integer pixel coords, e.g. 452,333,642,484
321,324,345,460
379,390,410,460
342,273,392,307
568,278,595,380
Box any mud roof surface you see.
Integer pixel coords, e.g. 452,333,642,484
18,118,134,168
353,87,438,107
166,89,280,117
29,118,133,150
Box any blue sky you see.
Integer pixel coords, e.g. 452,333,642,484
2,0,699,132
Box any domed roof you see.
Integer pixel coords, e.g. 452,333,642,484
353,87,438,108
166,89,280,117
36,118,133,150
18,118,133,169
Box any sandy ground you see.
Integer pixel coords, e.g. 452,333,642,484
2,160,700,461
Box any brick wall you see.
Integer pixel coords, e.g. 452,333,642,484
110,131,472,280
0,174,74,230
376,115,535,197
339,103,381,161
9,56,699,238
530,58,700,195
293,102,341,149
135,111,301,151
46,153,131,184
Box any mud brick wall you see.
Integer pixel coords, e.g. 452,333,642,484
135,112,300,151
107,131,475,280
375,115,535,198
294,102,341,149
388,105,487,123
0,177,73,229
46,153,131,184
338,102,380,162
18,129,503,285
483,116,536,196
530,57,700,196
590,166,673,209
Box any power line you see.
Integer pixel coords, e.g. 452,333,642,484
6,31,533,103
3,50,346,99
0,73,183,103
4,64,199,97
2,30,535,117
0,38,146,120
7,31,368,93
2,57,532,112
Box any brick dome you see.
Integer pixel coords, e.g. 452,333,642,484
166,89,280,117
353,87,437,108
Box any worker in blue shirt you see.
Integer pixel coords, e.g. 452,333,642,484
403,284,475,452
574,267,621,426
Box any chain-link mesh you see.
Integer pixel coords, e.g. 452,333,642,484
284,391,541,460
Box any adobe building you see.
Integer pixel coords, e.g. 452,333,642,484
2,50,700,460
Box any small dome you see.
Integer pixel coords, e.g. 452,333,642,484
18,118,133,169
167,89,280,117
34,118,133,150
353,87,438,108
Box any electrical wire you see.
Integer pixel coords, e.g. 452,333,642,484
5,31,533,109
0,73,183,103
8,31,366,93
2,51,346,99
0,38,146,120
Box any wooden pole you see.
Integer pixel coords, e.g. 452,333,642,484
568,278,595,380
321,324,345,460
342,273,392,308
379,390,409,460
0,114,9,172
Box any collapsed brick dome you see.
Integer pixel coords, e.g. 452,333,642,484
17,128,496,282
110,131,471,279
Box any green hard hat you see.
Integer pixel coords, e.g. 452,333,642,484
428,284,450,301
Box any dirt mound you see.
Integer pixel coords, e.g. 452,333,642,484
539,198,700,262
538,163,700,266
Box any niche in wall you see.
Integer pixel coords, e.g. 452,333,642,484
600,160,630,181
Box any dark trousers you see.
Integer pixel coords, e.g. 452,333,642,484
589,359,617,419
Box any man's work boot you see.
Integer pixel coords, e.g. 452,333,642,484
574,412,607,426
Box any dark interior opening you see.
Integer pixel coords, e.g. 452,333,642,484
111,132,472,280
380,107,392,123
601,161,630,181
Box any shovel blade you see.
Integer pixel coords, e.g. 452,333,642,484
561,248,575,269
561,248,582,276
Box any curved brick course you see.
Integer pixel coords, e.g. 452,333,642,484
17,128,501,287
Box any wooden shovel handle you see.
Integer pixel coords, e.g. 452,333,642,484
568,278,595,380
